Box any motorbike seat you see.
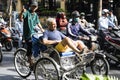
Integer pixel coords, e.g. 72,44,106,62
106,36,120,45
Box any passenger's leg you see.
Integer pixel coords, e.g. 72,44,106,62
61,37,83,53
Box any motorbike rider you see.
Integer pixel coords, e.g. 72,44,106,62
98,9,117,49
108,9,118,27
56,12,68,34
0,12,6,25
14,18,23,48
67,11,96,51
79,12,88,28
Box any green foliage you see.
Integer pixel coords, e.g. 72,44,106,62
80,73,119,80
40,10,56,16
56,8,65,12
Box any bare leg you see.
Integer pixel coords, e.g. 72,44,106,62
61,37,85,53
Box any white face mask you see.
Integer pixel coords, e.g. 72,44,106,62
73,17,79,22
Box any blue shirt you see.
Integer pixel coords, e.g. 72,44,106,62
43,30,66,41
67,22,91,40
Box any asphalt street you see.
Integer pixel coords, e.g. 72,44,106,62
0,48,120,80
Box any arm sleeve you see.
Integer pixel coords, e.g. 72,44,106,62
108,19,116,27
22,10,28,19
114,16,118,22
36,14,40,24
67,23,79,39
79,24,91,36
43,31,48,40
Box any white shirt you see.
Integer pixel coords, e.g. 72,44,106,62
98,16,116,30
15,19,23,37
108,14,117,24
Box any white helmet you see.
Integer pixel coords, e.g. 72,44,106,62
102,9,109,14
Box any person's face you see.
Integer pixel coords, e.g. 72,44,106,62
30,5,38,12
109,11,112,15
48,21,57,31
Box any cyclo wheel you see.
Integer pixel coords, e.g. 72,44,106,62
90,57,109,75
34,57,60,80
14,48,31,78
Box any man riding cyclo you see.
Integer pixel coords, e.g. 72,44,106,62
32,17,92,60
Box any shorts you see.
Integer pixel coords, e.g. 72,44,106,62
55,42,72,52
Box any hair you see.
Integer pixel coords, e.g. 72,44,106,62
46,17,56,26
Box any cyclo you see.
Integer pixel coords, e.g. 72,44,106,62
14,33,109,80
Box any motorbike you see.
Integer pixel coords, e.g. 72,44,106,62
0,23,13,51
98,27,120,65
81,34,109,75
67,24,110,75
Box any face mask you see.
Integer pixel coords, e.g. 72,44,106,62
73,17,79,23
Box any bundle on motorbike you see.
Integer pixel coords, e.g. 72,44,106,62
98,27,120,65
0,23,13,51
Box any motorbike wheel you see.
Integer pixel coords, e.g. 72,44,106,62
0,47,3,63
5,41,13,51
90,57,109,76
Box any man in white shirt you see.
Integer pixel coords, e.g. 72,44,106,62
15,19,23,48
98,9,116,31
108,9,118,26
98,9,116,50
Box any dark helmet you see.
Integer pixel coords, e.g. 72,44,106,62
71,10,80,17
31,1,38,7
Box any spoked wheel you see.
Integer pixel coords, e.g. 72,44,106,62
90,57,109,75
0,47,3,63
14,48,31,78
34,57,60,80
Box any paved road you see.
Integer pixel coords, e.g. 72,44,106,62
0,48,35,80
0,48,120,80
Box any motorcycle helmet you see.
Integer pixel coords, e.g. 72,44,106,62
102,9,109,15
71,10,80,18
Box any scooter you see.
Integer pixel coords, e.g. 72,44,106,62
0,23,13,51
98,27,120,65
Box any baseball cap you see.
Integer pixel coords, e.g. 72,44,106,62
31,1,38,7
